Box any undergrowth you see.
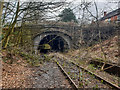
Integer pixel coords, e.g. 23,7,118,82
2,47,52,66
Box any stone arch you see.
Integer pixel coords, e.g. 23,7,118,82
33,31,72,53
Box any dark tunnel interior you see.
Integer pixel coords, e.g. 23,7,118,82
38,35,69,53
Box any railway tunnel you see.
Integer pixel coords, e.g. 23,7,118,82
33,31,72,53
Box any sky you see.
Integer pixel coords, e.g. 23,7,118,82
3,0,120,22
48,0,119,22
3,0,119,3
3,0,119,11
50,0,119,20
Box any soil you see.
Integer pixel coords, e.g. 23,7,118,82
1,51,71,89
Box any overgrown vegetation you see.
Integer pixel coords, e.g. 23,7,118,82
0,0,119,89
1,1,66,65
2,46,53,66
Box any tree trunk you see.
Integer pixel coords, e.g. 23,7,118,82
0,1,3,89
3,1,19,48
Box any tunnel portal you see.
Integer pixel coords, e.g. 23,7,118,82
38,35,69,53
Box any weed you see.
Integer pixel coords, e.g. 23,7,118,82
44,54,51,62
79,82,83,88
101,80,103,83
95,84,98,88
62,63,65,67
74,74,77,79
85,82,88,86
88,64,95,71
67,71,70,75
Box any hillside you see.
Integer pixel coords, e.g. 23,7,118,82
90,35,118,64
62,35,119,65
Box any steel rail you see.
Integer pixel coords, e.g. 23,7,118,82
70,61,120,90
55,60,78,90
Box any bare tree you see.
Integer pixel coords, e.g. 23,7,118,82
83,1,111,70
2,1,20,48
2,1,66,49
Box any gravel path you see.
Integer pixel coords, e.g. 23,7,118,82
30,61,72,88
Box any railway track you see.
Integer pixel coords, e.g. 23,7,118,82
89,59,120,77
55,60,78,89
71,61,120,89
52,55,120,89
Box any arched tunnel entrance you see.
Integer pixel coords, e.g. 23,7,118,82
38,35,69,53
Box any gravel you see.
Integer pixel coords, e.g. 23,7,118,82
29,61,72,88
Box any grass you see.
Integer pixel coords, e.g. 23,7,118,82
79,83,83,88
93,84,99,89
1,47,47,66
88,64,95,71
67,71,70,75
